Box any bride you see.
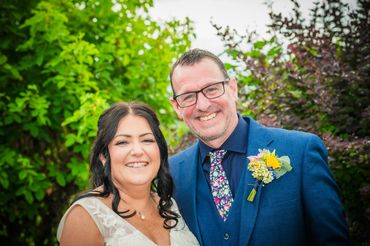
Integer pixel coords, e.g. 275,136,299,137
57,102,199,246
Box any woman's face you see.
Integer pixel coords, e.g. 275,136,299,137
107,114,160,190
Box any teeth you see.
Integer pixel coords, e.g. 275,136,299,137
200,113,216,121
126,162,147,168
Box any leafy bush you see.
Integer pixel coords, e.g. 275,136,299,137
0,0,194,244
213,0,369,244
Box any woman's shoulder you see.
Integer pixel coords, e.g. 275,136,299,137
57,197,105,244
170,197,180,210
58,195,138,243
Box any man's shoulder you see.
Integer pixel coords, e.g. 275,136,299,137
245,115,323,146
169,142,198,163
169,142,199,179
266,125,316,139
246,116,318,138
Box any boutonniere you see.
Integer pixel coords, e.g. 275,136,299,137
246,149,292,202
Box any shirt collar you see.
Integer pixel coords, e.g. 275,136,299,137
199,113,249,163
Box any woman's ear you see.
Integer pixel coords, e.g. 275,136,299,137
99,153,106,166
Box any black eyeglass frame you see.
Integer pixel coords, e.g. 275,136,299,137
173,80,230,108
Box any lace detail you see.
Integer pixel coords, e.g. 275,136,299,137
57,197,199,246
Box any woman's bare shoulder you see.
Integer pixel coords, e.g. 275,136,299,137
59,204,104,246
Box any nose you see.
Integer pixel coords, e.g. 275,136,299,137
130,142,144,156
195,92,211,111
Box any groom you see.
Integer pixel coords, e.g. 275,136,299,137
168,48,349,245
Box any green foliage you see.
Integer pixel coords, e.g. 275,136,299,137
0,0,194,244
214,0,370,244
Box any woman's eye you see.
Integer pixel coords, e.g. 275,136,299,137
116,141,128,145
143,139,155,143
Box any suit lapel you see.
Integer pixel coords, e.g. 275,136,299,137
239,117,274,246
175,141,203,241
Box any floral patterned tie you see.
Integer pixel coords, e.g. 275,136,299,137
209,150,234,221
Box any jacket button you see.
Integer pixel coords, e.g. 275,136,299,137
223,233,230,240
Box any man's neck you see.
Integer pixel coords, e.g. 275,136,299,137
202,138,226,149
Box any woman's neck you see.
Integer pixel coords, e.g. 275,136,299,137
117,186,157,219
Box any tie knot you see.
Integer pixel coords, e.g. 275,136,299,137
209,149,227,161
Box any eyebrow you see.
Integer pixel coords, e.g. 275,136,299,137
114,132,154,138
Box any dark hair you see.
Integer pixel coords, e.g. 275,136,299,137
170,48,229,96
77,101,178,229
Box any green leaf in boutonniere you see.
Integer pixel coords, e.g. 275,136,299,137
273,155,292,179
246,149,292,202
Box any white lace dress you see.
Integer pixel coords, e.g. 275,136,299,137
57,197,199,246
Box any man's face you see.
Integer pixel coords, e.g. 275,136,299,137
170,58,239,148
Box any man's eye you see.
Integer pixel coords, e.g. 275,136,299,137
205,86,218,94
182,94,195,101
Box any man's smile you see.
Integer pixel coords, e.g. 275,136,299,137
199,113,217,121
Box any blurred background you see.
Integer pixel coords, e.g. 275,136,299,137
0,0,369,245
150,0,357,55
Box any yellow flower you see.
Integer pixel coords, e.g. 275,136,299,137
248,159,260,171
247,149,293,202
266,154,280,169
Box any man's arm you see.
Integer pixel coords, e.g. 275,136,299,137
302,134,350,245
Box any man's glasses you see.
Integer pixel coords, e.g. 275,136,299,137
173,80,229,108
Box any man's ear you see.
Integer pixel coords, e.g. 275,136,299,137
170,97,183,120
99,153,106,166
228,77,238,99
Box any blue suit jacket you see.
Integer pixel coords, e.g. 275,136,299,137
169,116,349,245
